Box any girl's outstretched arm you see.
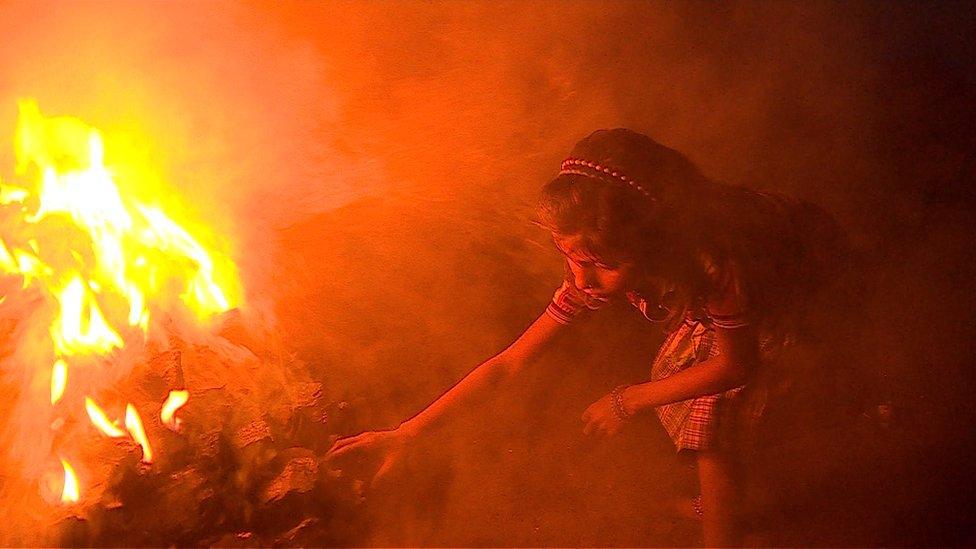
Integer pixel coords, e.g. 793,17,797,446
326,311,567,481
397,311,567,436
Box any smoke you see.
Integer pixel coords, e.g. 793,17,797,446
0,0,972,545
0,0,383,317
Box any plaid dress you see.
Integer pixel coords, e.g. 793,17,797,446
648,317,744,451
546,273,756,452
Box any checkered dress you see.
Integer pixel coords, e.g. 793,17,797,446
649,318,744,451
546,280,752,452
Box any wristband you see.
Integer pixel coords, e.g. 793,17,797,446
609,385,633,421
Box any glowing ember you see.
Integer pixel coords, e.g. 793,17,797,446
50,359,68,405
60,458,79,504
124,404,153,463
160,390,189,431
85,397,126,438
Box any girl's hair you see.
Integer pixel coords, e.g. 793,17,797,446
537,129,848,336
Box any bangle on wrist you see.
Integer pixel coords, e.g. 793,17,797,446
610,385,633,421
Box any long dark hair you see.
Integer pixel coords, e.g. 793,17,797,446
536,130,848,337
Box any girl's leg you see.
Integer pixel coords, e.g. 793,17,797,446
697,449,740,546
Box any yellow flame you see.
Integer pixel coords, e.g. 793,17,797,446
60,458,79,504
5,98,239,353
0,238,17,273
13,248,51,288
0,184,28,205
124,404,153,464
159,391,190,431
160,390,189,431
53,276,124,356
84,397,126,438
2,100,237,496
137,206,232,316
50,359,67,404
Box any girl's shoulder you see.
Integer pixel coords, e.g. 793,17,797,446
698,252,750,330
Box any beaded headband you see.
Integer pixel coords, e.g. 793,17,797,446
558,158,653,198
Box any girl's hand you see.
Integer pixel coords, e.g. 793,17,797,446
326,427,411,491
581,393,626,437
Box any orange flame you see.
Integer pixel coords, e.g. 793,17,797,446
2,98,240,358
50,359,67,405
0,99,241,499
124,404,153,464
84,397,126,438
52,276,124,356
60,458,79,504
160,390,189,431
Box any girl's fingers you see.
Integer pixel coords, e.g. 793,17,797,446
331,431,367,448
328,438,351,453
326,442,359,462
597,418,621,438
584,418,609,437
327,436,358,455
582,401,602,423
327,434,374,461
370,454,397,492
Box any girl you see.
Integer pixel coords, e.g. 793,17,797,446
327,129,844,546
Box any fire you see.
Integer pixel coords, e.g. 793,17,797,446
84,397,126,438
7,99,240,331
161,390,189,431
0,99,242,506
53,276,124,355
50,359,67,405
60,459,79,504
124,404,153,464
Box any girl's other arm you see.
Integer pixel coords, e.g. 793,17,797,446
622,256,759,410
621,324,760,413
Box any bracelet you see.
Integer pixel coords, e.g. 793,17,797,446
609,385,633,422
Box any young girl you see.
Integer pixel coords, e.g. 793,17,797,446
327,129,844,546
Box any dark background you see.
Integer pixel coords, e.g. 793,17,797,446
2,1,974,545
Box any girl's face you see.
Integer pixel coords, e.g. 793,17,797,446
552,233,638,302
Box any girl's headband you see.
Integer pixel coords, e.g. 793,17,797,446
558,158,654,199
